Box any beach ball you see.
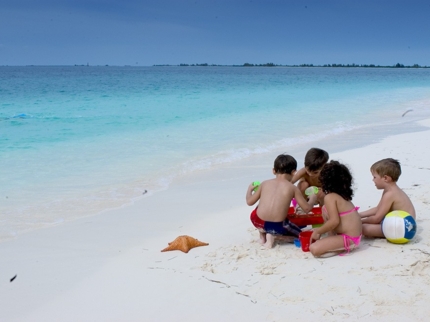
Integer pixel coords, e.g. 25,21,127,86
382,211,417,244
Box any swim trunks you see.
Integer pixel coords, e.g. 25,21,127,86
250,208,302,237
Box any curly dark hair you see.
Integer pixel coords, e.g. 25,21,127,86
319,160,354,201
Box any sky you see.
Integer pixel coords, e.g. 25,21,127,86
1,0,429,66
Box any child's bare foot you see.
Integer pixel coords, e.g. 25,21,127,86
259,232,267,245
264,234,275,248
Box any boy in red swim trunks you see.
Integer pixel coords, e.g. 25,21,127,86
246,154,317,248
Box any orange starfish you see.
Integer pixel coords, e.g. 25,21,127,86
161,235,209,253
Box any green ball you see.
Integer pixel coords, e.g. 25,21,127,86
305,186,319,196
252,181,261,192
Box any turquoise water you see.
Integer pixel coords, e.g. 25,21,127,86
1,66,430,239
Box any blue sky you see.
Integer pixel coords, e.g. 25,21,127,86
1,0,429,66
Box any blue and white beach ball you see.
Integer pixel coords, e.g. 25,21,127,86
382,211,417,244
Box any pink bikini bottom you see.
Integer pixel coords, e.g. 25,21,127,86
339,234,362,256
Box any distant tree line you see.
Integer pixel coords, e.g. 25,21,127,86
153,62,429,68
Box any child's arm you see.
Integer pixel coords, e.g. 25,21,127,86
359,207,377,219
361,192,393,224
291,168,306,184
294,186,317,213
311,195,339,240
246,183,261,206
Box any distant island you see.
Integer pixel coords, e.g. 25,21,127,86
153,63,429,68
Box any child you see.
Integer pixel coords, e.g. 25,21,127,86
360,158,416,238
292,147,329,206
309,160,362,257
246,154,317,249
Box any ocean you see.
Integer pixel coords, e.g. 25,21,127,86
1,66,430,240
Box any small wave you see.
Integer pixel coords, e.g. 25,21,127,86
173,121,358,177
0,113,33,120
12,113,31,119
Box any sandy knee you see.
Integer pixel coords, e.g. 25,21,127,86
309,243,317,256
309,243,322,257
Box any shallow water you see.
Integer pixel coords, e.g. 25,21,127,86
1,66,430,239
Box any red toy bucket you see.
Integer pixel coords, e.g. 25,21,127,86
299,231,313,252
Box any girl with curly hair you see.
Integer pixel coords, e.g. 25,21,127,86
309,160,362,257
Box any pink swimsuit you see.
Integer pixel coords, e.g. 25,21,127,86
339,206,360,216
323,205,362,255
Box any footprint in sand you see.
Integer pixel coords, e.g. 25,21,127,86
409,259,430,277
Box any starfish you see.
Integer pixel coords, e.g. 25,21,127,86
161,235,209,253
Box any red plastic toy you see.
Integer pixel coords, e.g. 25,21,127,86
287,206,324,226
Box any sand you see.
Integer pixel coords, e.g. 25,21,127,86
1,120,430,321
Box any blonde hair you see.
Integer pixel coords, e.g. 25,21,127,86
370,158,401,182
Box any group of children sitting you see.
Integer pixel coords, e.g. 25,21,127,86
246,148,416,257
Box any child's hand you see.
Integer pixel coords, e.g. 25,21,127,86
311,230,321,241
246,182,261,206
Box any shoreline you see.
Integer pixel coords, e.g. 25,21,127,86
3,66,430,243
2,114,429,243
1,119,430,321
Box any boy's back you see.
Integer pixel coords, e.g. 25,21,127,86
256,177,295,222
383,184,416,218
246,153,318,248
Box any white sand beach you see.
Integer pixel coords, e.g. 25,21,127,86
1,119,430,321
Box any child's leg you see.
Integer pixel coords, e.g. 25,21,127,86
309,235,345,257
297,180,310,198
362,223,384,238
264,233,275,248
259,231,267,245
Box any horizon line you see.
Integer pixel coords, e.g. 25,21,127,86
1,63,429,68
